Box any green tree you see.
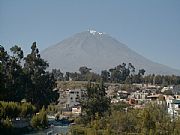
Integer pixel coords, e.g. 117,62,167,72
20,102,36,117
109,63,133,83
101,70,110,82
23,42,58,109
81,80,110,121
79,66,91,75
142,108,156,134
1,117,13,134
10,45,24,64
0,101,36,119
0,45,11,100
0,45,25,101
9,45,25,101
30,106,48,129
52,69,64,81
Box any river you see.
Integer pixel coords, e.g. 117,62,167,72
24,117,70,135
24,125,69,135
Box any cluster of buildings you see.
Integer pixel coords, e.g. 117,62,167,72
58,84,180,117
109,84,180,117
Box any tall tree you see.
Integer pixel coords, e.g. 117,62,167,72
10,45,23,64
79,66,91,75
23,42,58,109
9,45,25,101
0,45,25,101
81,80,110,121
0,45,10,100
109,63,132,83
52,69,63,81
101,70,110,82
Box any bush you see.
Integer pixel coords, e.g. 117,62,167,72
30,106,47,129
0,117,13,135
47,104,58,115
20,102,36,117
0,101,36,119
31,114,40,128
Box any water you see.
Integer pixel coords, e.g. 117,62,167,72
24,126,69,135
24,118,70,135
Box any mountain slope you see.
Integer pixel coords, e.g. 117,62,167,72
41,30,180,75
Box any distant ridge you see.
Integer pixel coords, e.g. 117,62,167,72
41,30,180,75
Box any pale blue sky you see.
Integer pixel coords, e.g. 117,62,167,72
0,0,180,70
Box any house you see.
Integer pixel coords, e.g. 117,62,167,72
127,90,151,105
106,85,117,99
129,90,149,100
167,99,180,117
172,100,180,110
147,94,166,105
58,88,87,110
161,86,173,93
132,83,144,88
117,90,129,99
72,106,81,115
145,84,158,89
129,98,137,105
65,89,82,108
147,94,160,100
172,85,180,94
111,98,119,103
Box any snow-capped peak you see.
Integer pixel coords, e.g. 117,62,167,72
89,30,96,35
88,29,104,35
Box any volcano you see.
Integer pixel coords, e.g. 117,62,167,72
41,30,180,75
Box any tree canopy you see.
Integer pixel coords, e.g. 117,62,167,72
0,43,59,109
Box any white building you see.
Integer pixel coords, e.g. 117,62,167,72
129,90,149,100
161,86,173,93
72,106,82,115
166,98,180,117
117,90,129,99
65,89,83,108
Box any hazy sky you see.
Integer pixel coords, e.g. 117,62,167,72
1,0,180,70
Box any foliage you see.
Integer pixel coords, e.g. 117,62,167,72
81,80,110,121
30,106,48,129
79,66,91,75
47,104,58,115
0,45,25,101
70,103,180,135
0,43,59,109
101,70,110,82
111,101,130,111
144,74,180,86
64,66,101,82
52,69,63,81
0,101,36,119
0,117,13,135
3,117,13,128
0,101,36,135
20,102,36,117
108,63,136,83
55,64,180,86
23,42,59,109
43,63,180,86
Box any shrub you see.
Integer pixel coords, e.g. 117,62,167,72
30,106,47,129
